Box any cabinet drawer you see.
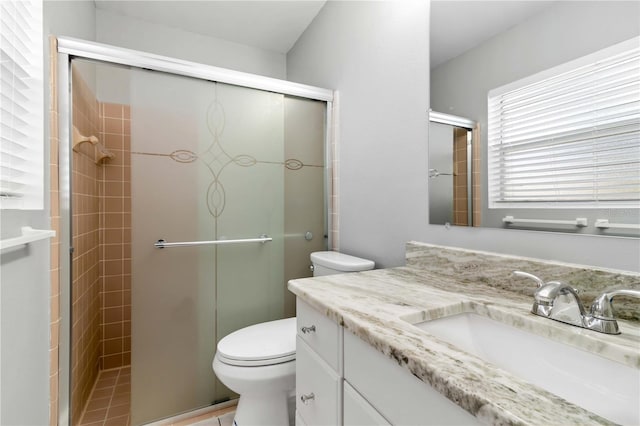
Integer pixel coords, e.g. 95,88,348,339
344,330,479,425
344,381,391,426
296,337,341,426
297,299,341,371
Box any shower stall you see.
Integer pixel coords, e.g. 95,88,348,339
57,39,333,425
428,111,478,227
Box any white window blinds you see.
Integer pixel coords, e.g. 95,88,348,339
488,37,640,209
0,0,44,210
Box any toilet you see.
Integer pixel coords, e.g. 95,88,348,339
212,251,374,425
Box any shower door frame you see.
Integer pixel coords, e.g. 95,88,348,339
56,36,335,426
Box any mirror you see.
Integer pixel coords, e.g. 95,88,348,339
429,1,640,236
428,111,477,227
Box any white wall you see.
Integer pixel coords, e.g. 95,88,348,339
287,1,640,273
287,1,430,268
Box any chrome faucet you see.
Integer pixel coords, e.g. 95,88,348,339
513,271,640,335
588,288,640,334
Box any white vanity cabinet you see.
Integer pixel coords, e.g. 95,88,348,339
343,381,391,425
343,330,480,425
296,300,343,426
296,299,479,426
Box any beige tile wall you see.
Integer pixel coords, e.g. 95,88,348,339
330,97,339,251
98,103,132,370
453,128,469,226
71,67,103,424
67,71,132,424
49,36,60,426
472,125,482,226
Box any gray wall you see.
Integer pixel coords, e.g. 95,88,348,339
431,1,640,232
96,9,287,81
288,1,639,272
0,5,293,423
94,9,288,115
287,1,430,268
3,4,639,424
0,241,51,425
0,1,96,424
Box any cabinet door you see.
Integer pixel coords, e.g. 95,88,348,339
344,381,391,426
344,330,480,425
295,410,307,426
296,337,341,426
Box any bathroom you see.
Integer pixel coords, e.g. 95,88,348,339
0,1,638,425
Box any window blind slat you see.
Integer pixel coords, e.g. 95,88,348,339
497,176,640,188
494,137,639,164
1,121,32,139
494,116,639,148
491,87,640,134
490,124,640,152
496,60,640,112
494,163,637,183
496,50,640,104
494,141,640,164
1,135,31,150
0,0,43,210
492,163,640,182
488,37,640,208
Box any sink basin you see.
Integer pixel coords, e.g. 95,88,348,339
414,312,640,425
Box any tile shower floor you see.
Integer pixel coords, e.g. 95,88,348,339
78,366,235,426
79,367,131,425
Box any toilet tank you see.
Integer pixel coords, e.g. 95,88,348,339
310,251,375,276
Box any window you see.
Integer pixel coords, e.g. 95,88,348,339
0,0,44,210
487,37,640,209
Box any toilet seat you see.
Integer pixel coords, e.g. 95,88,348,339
216,317,296,367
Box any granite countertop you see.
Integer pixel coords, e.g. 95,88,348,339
287,261,640,425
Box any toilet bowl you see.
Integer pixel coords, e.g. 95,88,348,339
212,251,374,425
213,318,296,426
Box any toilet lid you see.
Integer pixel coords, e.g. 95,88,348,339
217,317,296,367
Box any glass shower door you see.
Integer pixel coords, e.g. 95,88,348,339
130,69,288,424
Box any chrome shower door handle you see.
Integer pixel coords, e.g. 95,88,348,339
154,235,272,248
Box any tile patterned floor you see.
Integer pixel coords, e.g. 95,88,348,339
78,366,236,426
78,367,131,426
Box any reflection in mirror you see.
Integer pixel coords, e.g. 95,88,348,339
428,112,479,227
429,1,640,236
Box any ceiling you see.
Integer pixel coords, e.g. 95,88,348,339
431,1,556,68
94,0,326,53
94,1,555,64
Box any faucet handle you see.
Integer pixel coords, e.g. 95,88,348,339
584,288,640,334
590,288,640,320
513,271,545,288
